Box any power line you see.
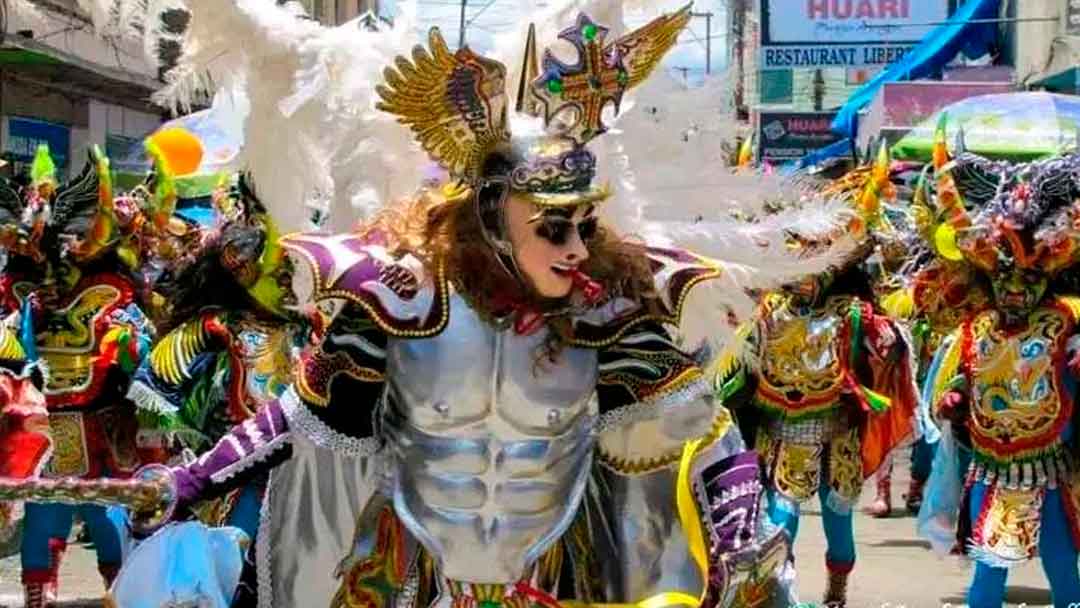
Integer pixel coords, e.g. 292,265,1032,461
457,0,466,47
684,23,709,54
465,0,497,27
673,34,724,47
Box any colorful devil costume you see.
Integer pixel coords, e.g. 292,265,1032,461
719,275,917,607
718,157,919,606
3,147,155,605
126,175,304,603
919,150,1080,607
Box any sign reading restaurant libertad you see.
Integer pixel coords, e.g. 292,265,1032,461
759,0,949,69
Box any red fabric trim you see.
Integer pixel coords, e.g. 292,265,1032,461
201,314,253,424
21,569,53,584
825,558,855,574
858,309,918,478
961,319,975,390
752,382,844,415
971,483,996,549
513,581,563,608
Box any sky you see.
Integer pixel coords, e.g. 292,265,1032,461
379,0,730,86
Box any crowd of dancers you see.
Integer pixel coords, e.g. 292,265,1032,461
0,1,1079,607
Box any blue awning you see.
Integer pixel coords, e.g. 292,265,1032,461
830,0,1001,139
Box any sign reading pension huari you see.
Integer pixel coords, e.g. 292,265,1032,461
758,111,844,162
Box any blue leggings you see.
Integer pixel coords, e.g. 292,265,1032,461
966,484,1080,608
21,502,125,572
765,476,855,568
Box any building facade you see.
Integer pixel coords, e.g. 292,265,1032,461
298,0,382,27
1,0,165,180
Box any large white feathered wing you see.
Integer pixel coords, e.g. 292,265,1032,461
610,96,858,361
77,0,428,233
598,73,857,361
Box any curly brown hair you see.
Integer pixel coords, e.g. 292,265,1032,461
359,186,661,360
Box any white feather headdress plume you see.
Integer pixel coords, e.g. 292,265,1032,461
77,0,427,233
570,49,860,362
652,197,860,360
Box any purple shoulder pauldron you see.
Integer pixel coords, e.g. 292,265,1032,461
281,232,450,338
570,246,722,347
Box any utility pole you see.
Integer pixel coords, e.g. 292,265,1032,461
458,0,467,48
690,11,713,75
730,0,747,119
812,69,825,111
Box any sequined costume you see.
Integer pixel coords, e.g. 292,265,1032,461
95,2,871,604
714,145,917,606
126,175,305,603
913,122,1080,606
871,124,994,548
148,235,802,608
1,146,156,606
928,300,1080,606
720,284,917,606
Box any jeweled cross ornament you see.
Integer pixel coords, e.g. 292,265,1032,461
531,14,630,144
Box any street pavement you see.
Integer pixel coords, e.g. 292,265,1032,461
0,464,1056,607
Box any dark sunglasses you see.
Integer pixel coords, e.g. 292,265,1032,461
533,215,599,246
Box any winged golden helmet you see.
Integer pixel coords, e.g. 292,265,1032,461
375,6,692,208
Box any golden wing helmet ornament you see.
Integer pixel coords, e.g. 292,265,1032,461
375,28,510,183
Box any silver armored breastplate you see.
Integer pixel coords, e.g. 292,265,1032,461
382,293,597,583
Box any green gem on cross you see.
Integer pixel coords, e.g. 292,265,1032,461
479,601,501,608
617,70,628,85
582,23,598,40
547,78,564,94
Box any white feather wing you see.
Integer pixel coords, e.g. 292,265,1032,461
78,0,427,233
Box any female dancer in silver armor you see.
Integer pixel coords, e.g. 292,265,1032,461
131,12,796,606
